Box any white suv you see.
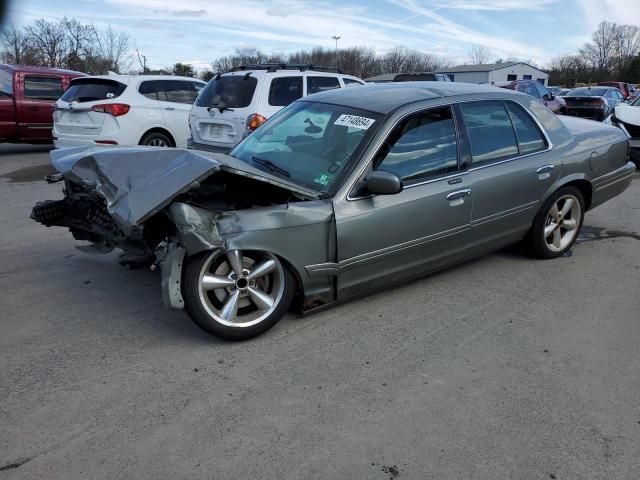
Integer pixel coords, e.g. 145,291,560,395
53,75,205,148
188,64,365,152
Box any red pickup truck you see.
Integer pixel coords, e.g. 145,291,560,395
0,64,85,143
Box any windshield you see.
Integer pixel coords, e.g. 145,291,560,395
230,101,381,192
60,78,127,103
195,75,257,109
568,87,607,97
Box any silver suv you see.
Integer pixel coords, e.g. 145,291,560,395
188,64,365,152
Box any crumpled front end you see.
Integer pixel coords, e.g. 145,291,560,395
31,146,336,311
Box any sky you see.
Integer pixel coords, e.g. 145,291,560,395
4,0,640,71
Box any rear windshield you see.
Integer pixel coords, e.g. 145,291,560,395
60,78,127,103
195,75,257,109
568,87,607,97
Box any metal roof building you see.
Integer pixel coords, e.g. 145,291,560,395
436,62,549,86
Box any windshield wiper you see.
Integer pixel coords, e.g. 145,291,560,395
251,156,291,178
209,103,234,113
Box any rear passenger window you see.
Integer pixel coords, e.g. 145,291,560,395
24,76,63,100
139,81,159,100
307,76,340,95
460,101,518,165
375,106,458,183
505,102,547,155
268,77,302,106
343,78,364,87
157,80,197,104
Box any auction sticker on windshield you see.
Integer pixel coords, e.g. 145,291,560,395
334,114,376,130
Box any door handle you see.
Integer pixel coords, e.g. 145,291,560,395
28,106,39,111
446,189,471,201
164,107,175,111
536,164,554,179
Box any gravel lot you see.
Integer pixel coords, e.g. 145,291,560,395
1,144,639,480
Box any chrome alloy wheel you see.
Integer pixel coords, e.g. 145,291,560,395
196,250,285,328
543,194,581,252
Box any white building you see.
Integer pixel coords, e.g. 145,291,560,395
436,62,549,86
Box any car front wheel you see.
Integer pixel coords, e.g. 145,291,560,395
528,186,585,259
183,249,295,340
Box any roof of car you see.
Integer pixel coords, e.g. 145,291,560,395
1,63,86,76
222,69,349,77
73,74,205,83
301,82,509,114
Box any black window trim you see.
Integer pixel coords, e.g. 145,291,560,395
346,98,553,201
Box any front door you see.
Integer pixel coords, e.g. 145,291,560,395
458,100,561,253
333,106,473,298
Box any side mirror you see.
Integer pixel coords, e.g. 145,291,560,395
365,170,403,195
543,93,552,101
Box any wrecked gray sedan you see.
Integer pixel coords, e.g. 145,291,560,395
32,83,636,340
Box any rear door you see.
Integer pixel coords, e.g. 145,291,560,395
54,77,127,137
459,100,560,253
156,79,202,147
17,74,64,141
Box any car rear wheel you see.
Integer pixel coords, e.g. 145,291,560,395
140,131,173,147
183,249,295,340
527,186,585,259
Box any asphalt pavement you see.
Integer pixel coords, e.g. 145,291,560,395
1,144,639,479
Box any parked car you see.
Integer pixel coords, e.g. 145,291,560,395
563,86,624,121
32,82,635,340
189,64,365,153
495,80,566,114
605,94,640,166
364,72,452,83
53,75,206,148
598,81,634,100
556,88,572,97
0,64,85,144
547,86,563,96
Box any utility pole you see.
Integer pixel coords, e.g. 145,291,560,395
331,35,341,71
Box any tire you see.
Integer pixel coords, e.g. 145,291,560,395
526,186,585,259
182,249,295,340
140,131,173,147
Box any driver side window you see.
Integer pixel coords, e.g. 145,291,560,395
374,106,459,183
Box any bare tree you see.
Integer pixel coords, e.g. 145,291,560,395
0,25,37,64
24,19,67,67
94,26,131,73
468,45,492,65
580,21,618,76
135,44,148,73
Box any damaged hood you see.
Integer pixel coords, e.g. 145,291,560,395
613,104,640,126
51,146,320,232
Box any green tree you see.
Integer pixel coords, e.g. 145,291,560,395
172,62,195,77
